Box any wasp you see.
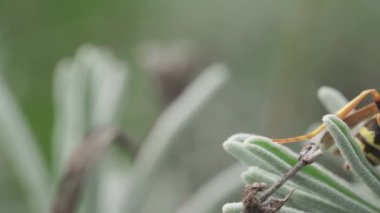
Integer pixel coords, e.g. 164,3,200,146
271,89,380,166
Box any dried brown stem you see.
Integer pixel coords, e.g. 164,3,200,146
52,127,138,213
243,143,322,213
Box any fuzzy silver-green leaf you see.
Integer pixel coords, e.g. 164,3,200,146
323,114,380,199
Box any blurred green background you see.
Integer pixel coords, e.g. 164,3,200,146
1,0,380,212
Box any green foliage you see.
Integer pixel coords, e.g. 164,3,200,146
223,88,380,213
2,41,380,213
123,64,229,213
0,65,50,213
323,115,380,197
0,45,130,213
0,44,231,213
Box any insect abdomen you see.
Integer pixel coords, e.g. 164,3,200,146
355,118,380,165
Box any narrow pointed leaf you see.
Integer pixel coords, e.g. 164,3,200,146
124,64,229,213
241,142,376,212
222,202,243,213
177,163,245,213
242,167,347,213
0,76,50,213
318,87,348,113
323,114,380,199
244,136,380,212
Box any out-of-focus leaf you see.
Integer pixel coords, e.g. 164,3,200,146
124,63,229,213
177,163,245,213
0,76,50,213
318,86,348,113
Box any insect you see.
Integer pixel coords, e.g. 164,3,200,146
270,89,380,166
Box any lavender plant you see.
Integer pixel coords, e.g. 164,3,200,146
3,42,380,213
0,44,129,213
222,87,380,213
0,43,231,213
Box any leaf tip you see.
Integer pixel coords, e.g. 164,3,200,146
322,114,337,123
222,202,243,213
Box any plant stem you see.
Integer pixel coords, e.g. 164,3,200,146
259,143,322,203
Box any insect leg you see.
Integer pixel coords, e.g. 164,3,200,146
335,89,380,118
376,114,380,127
272,89,380,144
343,103,378,128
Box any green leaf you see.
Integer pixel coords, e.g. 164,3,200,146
0,75,50,213
52,45,129,213
279,207,307,213
177,163,245,213
317,86,348,113
242,167,347,213
244,136,380,212
222,202,306,213
124,63,230,213
222,202,243,213
224,135,377,212
223,137,274,172
323,114,380,198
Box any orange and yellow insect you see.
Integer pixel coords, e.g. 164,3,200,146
271,89,380,165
